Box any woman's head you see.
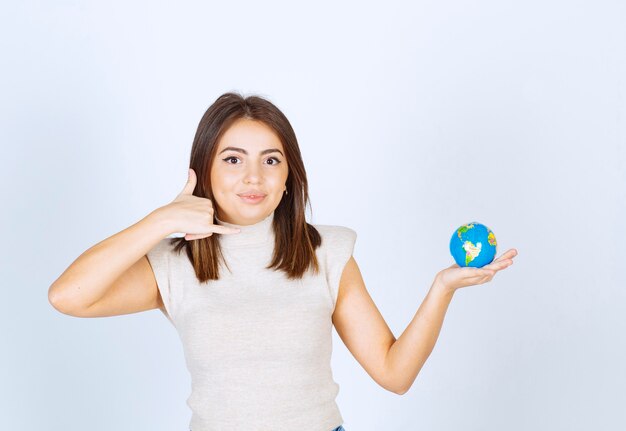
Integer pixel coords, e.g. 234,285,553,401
188,92,309,227
210,117,288,226
173,91,322,282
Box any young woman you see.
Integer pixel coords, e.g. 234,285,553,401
48,92,517,431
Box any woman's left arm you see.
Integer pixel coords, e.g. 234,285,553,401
332,249,518,395
386,248,518,394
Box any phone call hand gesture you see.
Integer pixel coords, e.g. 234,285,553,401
162,169,241,241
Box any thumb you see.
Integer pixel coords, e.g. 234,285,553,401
179,168,197,196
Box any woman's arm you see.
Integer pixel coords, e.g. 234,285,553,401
386,249,517,394
48,170,240,316
47,208,173,314
384,279,455,395
333,249,517,395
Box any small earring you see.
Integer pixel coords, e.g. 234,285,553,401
284,188,288,195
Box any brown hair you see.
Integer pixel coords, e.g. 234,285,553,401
169,91,322,283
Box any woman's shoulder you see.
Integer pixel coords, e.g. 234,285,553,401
312,223,356,236
310,224,358,288
311,224,357,248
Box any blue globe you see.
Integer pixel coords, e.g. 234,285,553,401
449,222,498,268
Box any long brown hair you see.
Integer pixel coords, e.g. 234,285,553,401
169,91,322,283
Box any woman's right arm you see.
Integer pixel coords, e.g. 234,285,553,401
47,168,240,318
47,208,174,317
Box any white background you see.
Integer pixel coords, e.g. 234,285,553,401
2,0,625,430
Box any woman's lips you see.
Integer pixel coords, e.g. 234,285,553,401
238,194,266,204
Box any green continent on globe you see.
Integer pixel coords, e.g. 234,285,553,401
456,223,475,240
462,240,482,265
488,231,497,246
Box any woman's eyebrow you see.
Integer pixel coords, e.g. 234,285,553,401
219,146,284,156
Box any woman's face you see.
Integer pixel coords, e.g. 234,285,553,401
210,118,289,226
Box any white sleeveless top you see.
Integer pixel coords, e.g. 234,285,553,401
146,210,357,431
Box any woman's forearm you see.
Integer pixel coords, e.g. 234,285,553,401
386,278,455,394
48,208,173,312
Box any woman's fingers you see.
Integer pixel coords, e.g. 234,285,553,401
184,225,241,241
495,248,518,262
485,259,513,271
211,225,242,235
484,248,518,271
185,233,211,241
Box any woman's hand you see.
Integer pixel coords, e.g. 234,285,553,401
435,248,518,295
157,169,241,241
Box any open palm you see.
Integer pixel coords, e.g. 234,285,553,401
436,248,518,293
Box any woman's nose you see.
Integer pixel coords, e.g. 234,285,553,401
244,163,262,183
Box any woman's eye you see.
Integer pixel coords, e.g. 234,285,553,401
222,156,282,165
